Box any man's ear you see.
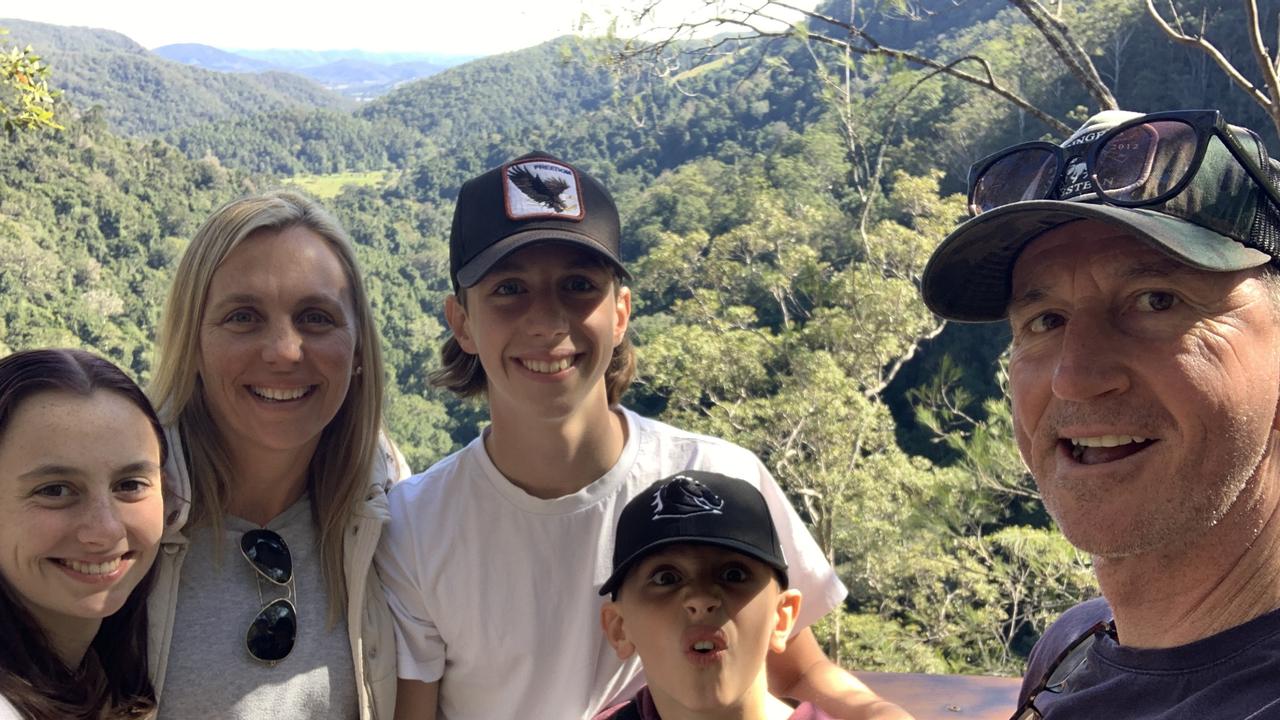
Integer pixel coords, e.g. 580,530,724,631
769,589,803,654
601,601,636,660
612,285,631,348
444,294,477,354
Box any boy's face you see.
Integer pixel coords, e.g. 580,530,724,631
601,544,801,715
444,243,630,421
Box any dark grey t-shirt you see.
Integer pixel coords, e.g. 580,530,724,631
159,498,358,720
1020,597,1280,719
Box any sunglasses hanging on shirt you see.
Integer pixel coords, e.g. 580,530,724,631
240,528,297,664
1009,620,1116,720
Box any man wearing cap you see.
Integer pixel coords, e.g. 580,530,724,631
921,110,1280,718
376,152,909,720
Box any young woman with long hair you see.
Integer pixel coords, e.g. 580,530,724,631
0,348,166,720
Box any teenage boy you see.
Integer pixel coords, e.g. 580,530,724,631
376,152,909,720
594,470,835,720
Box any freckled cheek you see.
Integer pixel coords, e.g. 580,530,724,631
196,338,248,385
0,531,25,579
309,335,358,377
0,515,57,570
126,498,166,550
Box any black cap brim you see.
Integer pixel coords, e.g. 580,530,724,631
921,200,1272,322
454,229,631,288
598,536,790,598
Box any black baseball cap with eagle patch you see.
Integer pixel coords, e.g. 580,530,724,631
599,470,789,599
449,151,629,289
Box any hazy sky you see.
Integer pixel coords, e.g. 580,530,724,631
4,0,757,56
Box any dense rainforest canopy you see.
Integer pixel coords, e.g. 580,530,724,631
2,0,1275,673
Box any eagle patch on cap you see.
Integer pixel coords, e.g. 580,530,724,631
651,475,725,519
503,158,585,221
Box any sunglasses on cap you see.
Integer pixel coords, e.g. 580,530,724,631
1009,620,1116,719
240,528,297,664
968,109,1280,217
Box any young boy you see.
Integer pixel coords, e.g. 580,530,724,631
595,470,832,720
375,152,907,720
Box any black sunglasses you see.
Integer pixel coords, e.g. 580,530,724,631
240,528,297,664
968,109,1280,216
1009,620,1116,720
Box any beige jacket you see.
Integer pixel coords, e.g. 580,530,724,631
146,424,405,719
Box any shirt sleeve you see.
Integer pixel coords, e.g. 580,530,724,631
374,488,446,683
751,458,848,634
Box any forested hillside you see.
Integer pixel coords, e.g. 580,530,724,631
3,0,1275,675
0,18,349,135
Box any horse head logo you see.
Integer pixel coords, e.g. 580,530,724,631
651,475,725,519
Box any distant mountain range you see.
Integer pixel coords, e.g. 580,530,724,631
1,19,351,134
230,48,474,69
152,44,471,100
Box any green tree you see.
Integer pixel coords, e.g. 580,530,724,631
1,29,60,134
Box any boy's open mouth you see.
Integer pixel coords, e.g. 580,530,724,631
683,628,727,655
684,633,727,666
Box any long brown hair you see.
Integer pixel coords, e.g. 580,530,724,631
0,348,165,720
148,190,386,625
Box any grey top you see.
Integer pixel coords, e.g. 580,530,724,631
158,497,358,720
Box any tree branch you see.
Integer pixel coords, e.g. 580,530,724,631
1145,0,1280,136
1245,0,1280,118
1008,0,1118,109
615,1,1075,136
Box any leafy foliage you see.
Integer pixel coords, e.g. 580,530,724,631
17,0,1269,676
0,30,60,134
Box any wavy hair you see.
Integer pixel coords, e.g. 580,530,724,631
0,348,165,720
148,190,385,625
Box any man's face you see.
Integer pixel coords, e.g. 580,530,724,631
1007,220,1280,559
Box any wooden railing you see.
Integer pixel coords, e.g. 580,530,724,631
857,672,1021,719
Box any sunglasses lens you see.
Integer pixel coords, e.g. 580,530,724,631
246,598,296,662
972,147,1059,214
1045,634,1096,692
241,529,292,584
1096,120,1196,203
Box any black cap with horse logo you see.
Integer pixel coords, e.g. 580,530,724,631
599,470,789,599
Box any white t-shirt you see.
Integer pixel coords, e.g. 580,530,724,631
376,407,847,720
0,695,19,720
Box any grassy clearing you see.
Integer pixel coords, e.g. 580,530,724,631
672,54,734,82
287,170,388,199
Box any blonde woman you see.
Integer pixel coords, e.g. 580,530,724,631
147,191,404,719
